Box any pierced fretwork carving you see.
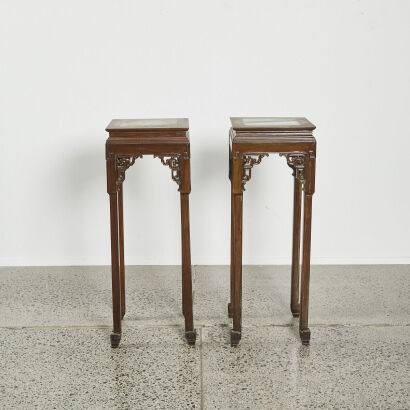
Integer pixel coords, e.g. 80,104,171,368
280,153,306,182
242,154,269,190
116,155,142,186
154,154,182,186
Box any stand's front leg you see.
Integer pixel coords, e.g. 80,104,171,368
299,152,315,345
228,187,234,318
231,193,243,346
180,192,196,345
109,192,122,348
118,183,125,319
291,177,302,317
179,154,196,346
230,152,246,347
228,149,234,318
300,193,312,344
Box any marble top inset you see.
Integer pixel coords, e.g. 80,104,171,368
106,118,189,131
230,117,315,131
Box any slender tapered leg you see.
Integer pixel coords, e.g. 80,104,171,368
109,192,122,348
228,186,234,318
299,150,315,345
181,192,186,318
180,193,189,318
231,193,243,346
299,192,313,345
291,177,302,317
228,151,234,318
180,192,196,345
118,184,126,319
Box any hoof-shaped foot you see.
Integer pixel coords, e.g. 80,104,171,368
291,304,300,317
230,330,241,347
228,303,233,318
110,332,121,348
185,330,197,346
299,328,311,345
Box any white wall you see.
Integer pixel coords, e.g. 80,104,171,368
1,0,409,266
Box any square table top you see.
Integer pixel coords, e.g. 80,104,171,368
230,117,315,131
106,118,189,132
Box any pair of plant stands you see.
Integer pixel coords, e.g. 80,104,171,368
105,117,316,348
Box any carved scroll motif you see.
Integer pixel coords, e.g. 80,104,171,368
280,153,306,182
154,155,181,186
242,154,269,190
116,155,142,185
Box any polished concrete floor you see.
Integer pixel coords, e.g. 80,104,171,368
0,265,408,409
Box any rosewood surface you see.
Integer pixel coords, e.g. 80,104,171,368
228,116,316,346
105,118,196,348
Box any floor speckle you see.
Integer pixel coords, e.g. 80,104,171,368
0,265,408,409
